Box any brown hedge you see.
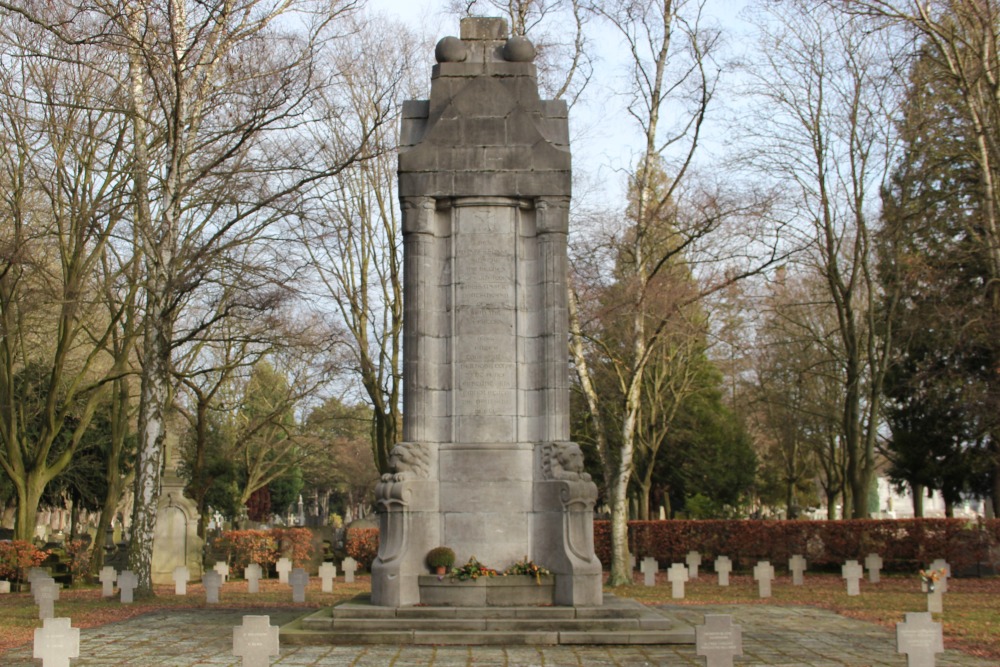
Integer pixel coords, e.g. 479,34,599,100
594,518,1000,573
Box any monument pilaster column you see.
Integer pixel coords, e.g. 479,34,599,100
535,196,571,442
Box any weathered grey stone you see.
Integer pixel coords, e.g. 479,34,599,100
203,570,222,604
696,614,743,667
33,617,79,667
372,16,598,609
896,612,943,667
245,563,262,594
715,556,732,587
789,554,807,586
99,566,116,597
233,615,279,667
753,561,774,598
865,553,883,583
842,560,863,596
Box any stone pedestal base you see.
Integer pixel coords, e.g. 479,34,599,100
418,575,555,606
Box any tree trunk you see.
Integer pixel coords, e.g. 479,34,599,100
13,475,46,542
911,483,924,518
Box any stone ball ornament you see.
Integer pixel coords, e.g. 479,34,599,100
435,36,467,63
503,36,536,62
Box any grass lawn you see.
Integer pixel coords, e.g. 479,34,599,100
0,572,996,660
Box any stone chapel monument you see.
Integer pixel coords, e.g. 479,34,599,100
371,16,602,608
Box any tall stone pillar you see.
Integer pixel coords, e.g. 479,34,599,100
371,16,601,607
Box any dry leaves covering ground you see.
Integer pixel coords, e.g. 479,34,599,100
0,573,996,660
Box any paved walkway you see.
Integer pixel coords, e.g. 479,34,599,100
4,604,993,666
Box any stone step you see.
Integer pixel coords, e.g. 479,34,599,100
281,594,695,646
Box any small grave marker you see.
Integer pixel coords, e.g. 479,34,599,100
318,562,336,593
233,615,279,667
245,563,262,594
865,553,883,584
173,566,189,595
0,580,10,594
203,570,222,604
275,558,292,584
696,614,743,667
789,554,806,586
33,577,59,619
289,568,309,603
28,567,49,585
117,570,138,604
214,561,230,583
714,555,732,587
33,617,80,667
640,557,659,587
667,563,689,599
342,557,358,584
896,611,943,667
928,559,949,593
842,560,863,596
753,561,774,598
99,566,116,597
686,551,702,580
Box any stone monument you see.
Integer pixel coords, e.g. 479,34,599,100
371,16,601,608
151,429,203,585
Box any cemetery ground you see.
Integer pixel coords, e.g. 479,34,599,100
0,572,997,663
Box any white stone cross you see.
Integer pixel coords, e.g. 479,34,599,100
99,566,116,597
928,559,950,593
686,551,702,580
667,563,689,599
28,567,49,584
214,562,230,583
275,557,292,584
696,614,743,667
245,563,262,594
865,553,883,584
640,557,659,587
203,570,222,604
789,554,807,586
0,580,10,594
896,611,943,667
289,568,309,603
753,561,774,598
33,577,59,619
714,555,732,587
342,557,358,583
117,570,138,604
233,615,279,667
842,560,863,596
318,562,336,593
173,566,190,595
33,617,80,667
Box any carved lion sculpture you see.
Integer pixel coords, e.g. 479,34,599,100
381,442,431,482
543,442,592,481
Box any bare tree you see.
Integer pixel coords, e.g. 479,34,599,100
741,0,903,517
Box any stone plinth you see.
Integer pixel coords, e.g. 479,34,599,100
371,16,601,609
418,575,555,607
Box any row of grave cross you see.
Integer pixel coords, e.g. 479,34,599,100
635,552,949,609
31,609,948,667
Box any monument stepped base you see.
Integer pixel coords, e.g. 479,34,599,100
280,594,695,646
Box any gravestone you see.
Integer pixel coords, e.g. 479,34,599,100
896,611,944,667
686,551,702,580
929,559,949,593
640,557,659,587
371,16,602,608
318,562,336,593
842,560,863,596
28,567,49,585
99,566,116,597
117,570,138,604
233,615,279,667
753,561,774,598
696,614,743,667
789,554,806,586
245,564,262,594
213,562,230,583
667,563,689,599
203,570,222,604
289,568,309,603
342,557,357,584
173,566,189,595
865,553,883,583
152,429,204,585
275,558,292,584
715,556,732,587
33,577,59,619
33,617,79,667
927,588,943,614
0,580,9,594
